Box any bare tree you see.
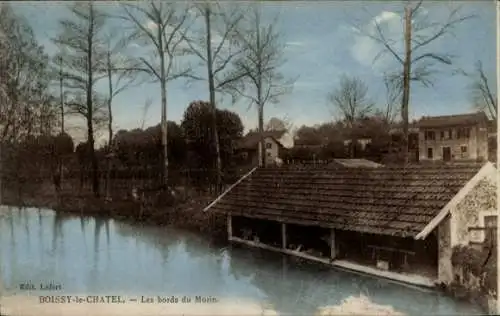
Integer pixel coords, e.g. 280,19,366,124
381,74,402,127
53,2,109,197
119,1,194,189
0,3,53,143
100,30,142,201
181,1,245,191
226,4,295,167
140,97,153,130
352,0,474,163
463,60,497,122
327,75,374,158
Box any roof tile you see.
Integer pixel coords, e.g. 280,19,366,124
211,162,485,238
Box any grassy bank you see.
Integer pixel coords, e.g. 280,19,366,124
1,182,227,240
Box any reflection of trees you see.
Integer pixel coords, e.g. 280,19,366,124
38,209,44,264
91,217,112,266
182,231,226,281
113,222,176,264
93,218,103,266
22,208,31,251
51,212,64,253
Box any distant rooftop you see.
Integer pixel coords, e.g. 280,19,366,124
236,130,287,150
332,159,383,168
417,112,489,128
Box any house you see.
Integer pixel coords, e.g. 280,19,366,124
235,130,294,166
204,161,497,288
417,112,490,162
387,122,420,162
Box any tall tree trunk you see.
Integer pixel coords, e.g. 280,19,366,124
0,139,2,204
158,26,168,189
205,7,223,193
402,5,412,164
258,103,265,167
87,8,99,198
60,57,65,134
58,56,65,189
256,10,265,168
105,50,113,201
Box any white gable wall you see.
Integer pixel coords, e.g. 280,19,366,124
434,163,497,285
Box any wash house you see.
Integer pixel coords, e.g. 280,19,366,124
205,161,497,287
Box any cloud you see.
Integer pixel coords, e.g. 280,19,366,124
293,80,328,91
284,40,307,52
349,10,403,71
145,20,158,31
211,33,223,46
286,41,305,47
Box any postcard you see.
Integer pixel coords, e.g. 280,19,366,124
0,1,497,315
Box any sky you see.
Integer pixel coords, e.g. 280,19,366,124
13,1,497,144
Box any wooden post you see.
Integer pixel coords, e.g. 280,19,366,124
330,228,336,260
227,214,233,240
281,223,287,249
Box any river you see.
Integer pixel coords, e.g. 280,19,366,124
0,206,484,316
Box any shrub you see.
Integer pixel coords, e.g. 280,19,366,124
451,244,497,296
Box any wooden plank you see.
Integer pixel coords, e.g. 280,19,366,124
367,245,416,256
227,215,232,239
330,228,336,260
230,236,329,263
203,166,258,212
228,236,436,289
281,223,287,250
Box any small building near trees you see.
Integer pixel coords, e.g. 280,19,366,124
205,161,497,288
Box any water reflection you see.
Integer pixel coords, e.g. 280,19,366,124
0,207,484,316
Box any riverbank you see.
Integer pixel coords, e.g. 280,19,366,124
0,184,227,240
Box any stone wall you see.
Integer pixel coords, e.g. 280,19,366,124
447,176,497,314
437,218,453,285
436,177,496,286
451,178,496,246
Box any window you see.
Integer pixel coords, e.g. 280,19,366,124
266,152,272,157
484,215,497,245
457,128,471,139
427,148,433,159
441,130,452,140
424,131,435,140
460,146,468,158
265,142,272,149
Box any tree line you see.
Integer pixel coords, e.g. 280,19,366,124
0,1,494,200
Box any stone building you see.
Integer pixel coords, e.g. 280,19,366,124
417,112,490,162
235,130,294,166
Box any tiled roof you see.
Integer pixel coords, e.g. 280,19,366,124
236,130,287,149
417,112,488,128
210,162,485,238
